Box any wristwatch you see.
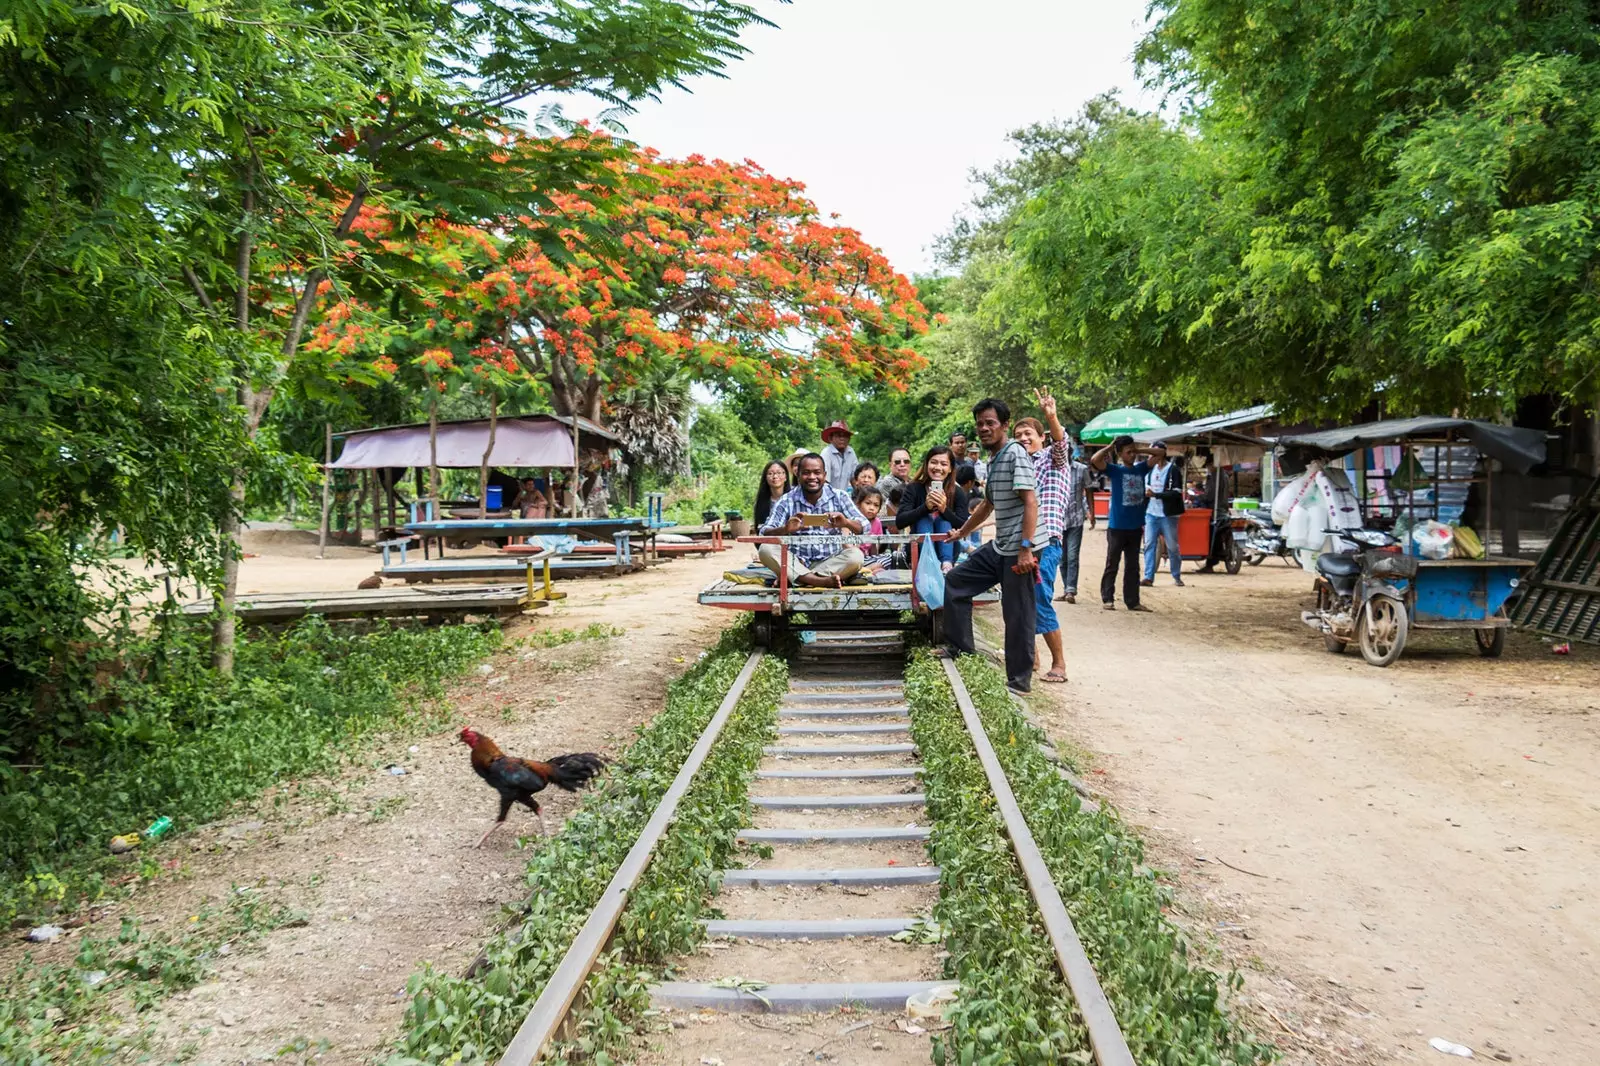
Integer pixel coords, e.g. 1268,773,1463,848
1020,538,1034,549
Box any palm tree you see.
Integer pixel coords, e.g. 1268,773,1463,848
607,369,692,504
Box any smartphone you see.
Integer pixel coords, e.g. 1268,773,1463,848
799,513,831,528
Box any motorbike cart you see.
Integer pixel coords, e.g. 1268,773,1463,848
1280,417,1546,667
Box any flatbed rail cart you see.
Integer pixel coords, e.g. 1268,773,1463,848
698,533,994,647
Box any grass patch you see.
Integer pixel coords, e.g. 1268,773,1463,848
390,623,785,1065
519,622,626,649
0,882,304,1063
905,652,1089,1064
947,652,1275,1065
0,617,499,925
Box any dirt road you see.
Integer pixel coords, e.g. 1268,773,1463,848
1029,527,1600,1065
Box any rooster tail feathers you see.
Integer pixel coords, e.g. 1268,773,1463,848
546,752,606,791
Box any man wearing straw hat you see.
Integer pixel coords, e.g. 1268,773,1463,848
820,420,859,493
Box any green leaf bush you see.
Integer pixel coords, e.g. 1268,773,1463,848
391,626,785,1065
0,617,498,924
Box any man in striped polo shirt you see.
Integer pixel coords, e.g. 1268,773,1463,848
940,397,1039,694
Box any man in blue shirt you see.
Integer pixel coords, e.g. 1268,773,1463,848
1089,434,1158,611
759,453,867,587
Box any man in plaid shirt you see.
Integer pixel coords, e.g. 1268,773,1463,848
1012,388,1071,684
758,453,867,587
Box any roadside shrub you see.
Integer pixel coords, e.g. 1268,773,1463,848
0,616,498,923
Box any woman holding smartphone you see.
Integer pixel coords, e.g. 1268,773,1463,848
895,445,971,571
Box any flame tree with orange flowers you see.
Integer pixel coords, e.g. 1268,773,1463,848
306,144,931,434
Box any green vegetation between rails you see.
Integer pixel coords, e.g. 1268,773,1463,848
0,618,499,925
905,653,1089,1064
941,652,1275,1065
391,625,785,1065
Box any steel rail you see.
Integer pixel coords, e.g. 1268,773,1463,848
494,650,765,1066
939,658,1136,1066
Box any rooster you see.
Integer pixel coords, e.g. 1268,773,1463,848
458,728,605,847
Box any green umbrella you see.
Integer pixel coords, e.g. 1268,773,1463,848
1078,407,1167,444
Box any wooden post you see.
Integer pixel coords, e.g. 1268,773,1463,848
353,470,366,545
318,423,332,559
479,392,499,516
571,415,581,518
371,465,382,539
428,393,441,510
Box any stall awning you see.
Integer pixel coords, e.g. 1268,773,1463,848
1278,417,1547,475
330,415,620,470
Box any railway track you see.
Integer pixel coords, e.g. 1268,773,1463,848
495,630,1134,1065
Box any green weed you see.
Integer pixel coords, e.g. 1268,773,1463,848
944,653,1276,1065
0,884,302,1062
0,617,498,925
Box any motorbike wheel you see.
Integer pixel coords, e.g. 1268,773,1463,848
1474,610,1507,658
1316,586,1347,654
1284,551,1303,569
1224,538,1244,575
1356,596,1408,667
1246,552,1265,566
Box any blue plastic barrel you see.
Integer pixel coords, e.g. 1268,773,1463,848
485,485,503,510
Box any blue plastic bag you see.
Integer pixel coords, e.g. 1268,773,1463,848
915,533,945,611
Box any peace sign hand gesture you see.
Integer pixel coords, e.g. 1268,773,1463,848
1032,387,1057,420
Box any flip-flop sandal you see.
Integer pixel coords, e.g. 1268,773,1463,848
1041,670,1068,683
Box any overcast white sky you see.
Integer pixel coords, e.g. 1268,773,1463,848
568,0,1153,277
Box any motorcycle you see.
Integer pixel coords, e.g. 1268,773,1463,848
1300,528,1418,667
1242,511,1301,568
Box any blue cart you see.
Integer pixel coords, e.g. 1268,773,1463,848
1397,557,1534,659
1278,417,1547,666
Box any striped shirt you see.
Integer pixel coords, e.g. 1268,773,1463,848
761,484,867,566
1031,438,1071,541
985,440,1037,555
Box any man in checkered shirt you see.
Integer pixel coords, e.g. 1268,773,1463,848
1012,388,1071,684
758,453,867,587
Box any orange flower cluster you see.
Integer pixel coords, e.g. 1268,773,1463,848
303,141,929,404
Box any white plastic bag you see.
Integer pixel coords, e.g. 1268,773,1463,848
1412,520,1454,561
1271,474,1310,526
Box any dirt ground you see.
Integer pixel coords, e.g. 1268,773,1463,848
33,523,1600,1066
1022,526,1600,1066
15,537,740,1065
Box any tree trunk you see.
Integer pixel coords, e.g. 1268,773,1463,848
318,422,332,559
212,185,256,675
211,480,246,674
478,391,499,514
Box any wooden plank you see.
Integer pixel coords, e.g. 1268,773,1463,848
496,651,765,1066
939,659,1134,1066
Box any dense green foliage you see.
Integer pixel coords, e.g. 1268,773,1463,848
392,627,784,1065
949,654,1275,1065
0,618,498,923
1001,1,1600,418
1,0,771,687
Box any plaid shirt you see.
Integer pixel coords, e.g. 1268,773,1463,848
1032,437,1072,541
761,484,867,566
1062,460,1091,529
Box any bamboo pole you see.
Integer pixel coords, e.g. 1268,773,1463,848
318,423,332,559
